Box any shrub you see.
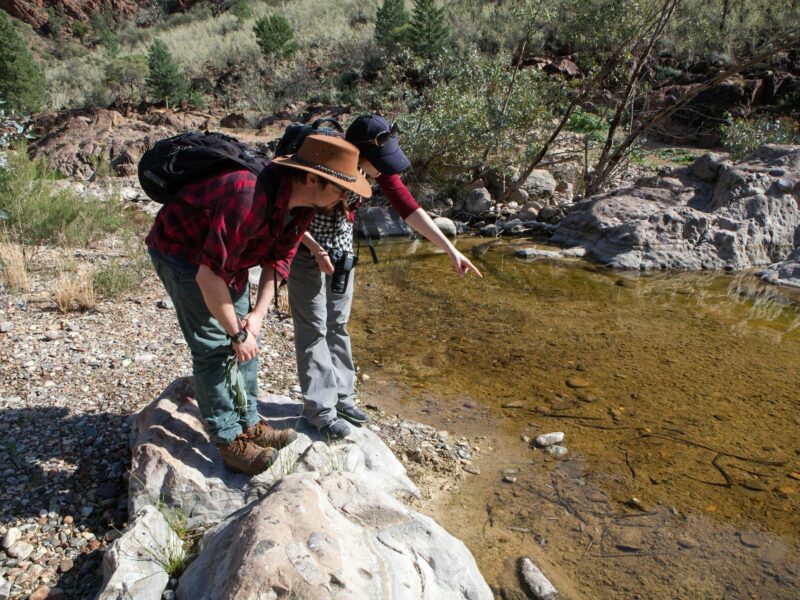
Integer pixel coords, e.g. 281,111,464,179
105,54,148,104
90,10,120,55
0,144,127,247
146,38,189,105
568,106,609,141
231,0,255,20
93,258,146,298
721,116,800,160
409,0,450,60
399,50,554,179
0,11,46,113
253,14,299,61
0,238,29,292
45,51,107,109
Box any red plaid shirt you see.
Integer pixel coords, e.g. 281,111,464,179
145,165,314,293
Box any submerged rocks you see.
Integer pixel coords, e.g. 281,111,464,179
552,145,800,271
534,432,565,447
518,557,558,600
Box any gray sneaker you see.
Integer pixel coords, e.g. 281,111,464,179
337,404,370,425
318,418,351,440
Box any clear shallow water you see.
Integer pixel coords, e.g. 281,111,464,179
350,237,800,600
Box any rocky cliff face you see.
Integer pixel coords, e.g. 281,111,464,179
0,0,199,31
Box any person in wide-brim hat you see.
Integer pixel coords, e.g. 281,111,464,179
272,134,372,199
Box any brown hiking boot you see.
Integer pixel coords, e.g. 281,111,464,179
243,420,297,449
216,436,277,475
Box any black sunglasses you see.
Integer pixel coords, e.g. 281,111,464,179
353,122,400,147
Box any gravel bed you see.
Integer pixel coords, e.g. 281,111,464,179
0,244,469,599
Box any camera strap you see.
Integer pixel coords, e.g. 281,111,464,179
356,211,379,264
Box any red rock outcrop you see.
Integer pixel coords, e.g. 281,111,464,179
0,0,202,31
1,0,138,30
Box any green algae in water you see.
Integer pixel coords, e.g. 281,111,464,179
351,238,800,599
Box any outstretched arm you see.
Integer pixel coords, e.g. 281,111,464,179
404,208,482,278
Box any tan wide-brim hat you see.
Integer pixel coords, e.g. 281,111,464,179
272,134,373,198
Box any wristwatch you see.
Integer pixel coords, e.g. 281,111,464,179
229,328,248,344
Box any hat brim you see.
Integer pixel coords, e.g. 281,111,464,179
271,157,373,198
361,138,411,175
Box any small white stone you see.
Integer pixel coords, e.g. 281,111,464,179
7,540,34,560
535,432,565,447
2,527,22,549
545,445,568,459
519,557,558,600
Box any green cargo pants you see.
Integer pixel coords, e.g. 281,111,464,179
151,252,260,444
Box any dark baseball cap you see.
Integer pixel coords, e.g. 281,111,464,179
345,114,411,175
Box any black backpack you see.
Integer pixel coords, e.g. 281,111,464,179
273,117,344,157
138,130,272,204
138,119,343,205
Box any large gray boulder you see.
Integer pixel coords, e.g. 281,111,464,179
129,378,419,528
521,170,557,199
177,472,493,600
434,216,458,237
463,188,493,215
552,145,800,270
356,206,412,237
97,505,181,600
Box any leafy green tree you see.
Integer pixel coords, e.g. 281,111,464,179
105,55,148,103
0,11,46,113
375,0,409,48
145,39,188,105
253,14,299,61
409,0,450,60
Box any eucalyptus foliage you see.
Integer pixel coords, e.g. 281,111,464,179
722,116,800,160
399,50,555,177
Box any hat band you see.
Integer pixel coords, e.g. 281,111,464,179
292,157,357,183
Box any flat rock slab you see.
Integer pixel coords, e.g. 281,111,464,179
129,378,419,528
177,472,493,600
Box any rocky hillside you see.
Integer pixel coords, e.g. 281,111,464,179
0,0,137,31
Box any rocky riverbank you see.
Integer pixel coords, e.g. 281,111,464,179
0,251,488,600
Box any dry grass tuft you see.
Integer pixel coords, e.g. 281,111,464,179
0,240,29,292
54,270,95,313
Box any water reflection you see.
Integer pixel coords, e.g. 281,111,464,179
351,238,800,600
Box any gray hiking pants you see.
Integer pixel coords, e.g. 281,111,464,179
288,248,357,428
